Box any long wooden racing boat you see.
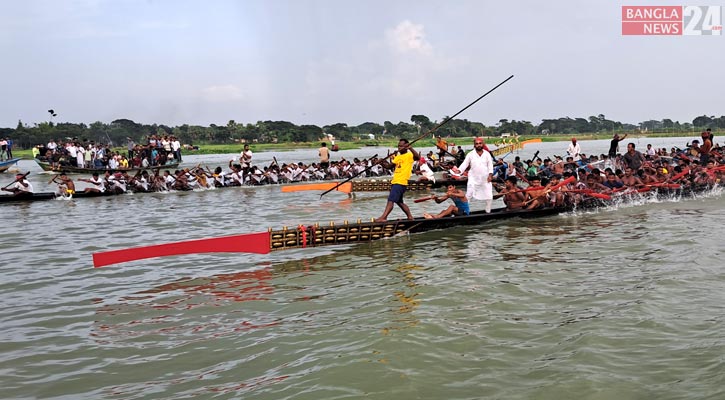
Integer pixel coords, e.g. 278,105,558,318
91,183,717,268
0,158,21,173
34,159,180,174
0,190,128,203
490,138,542,157
281,178,467,194
92,205,575,267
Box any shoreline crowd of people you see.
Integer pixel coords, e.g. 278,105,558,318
33,134,182,171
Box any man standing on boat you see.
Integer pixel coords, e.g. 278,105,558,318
455,137,495,213
699,130,713,166
5,137,13,159
0,138,7,161
171,136,182,162
375,139,420,222
608,133,627,158
319,142,330,169
241,144,253,168
567,138,581,159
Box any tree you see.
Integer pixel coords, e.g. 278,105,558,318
356,122,384,137
410,115,432,131
692,115,713,128
324,123,351,141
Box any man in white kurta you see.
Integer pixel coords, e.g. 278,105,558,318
566,138,581,159
457,138,494,212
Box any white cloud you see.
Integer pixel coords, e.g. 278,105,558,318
385,20,433,55
200,85,244,102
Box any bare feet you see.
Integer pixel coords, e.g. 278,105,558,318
374,217,387,222
423,213,435,219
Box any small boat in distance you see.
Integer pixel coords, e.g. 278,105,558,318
34,159,181,174
0,158,21,173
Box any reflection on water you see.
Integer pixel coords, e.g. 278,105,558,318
138,268,275,303
383,264,423,335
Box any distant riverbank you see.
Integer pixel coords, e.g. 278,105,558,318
10,130,716,159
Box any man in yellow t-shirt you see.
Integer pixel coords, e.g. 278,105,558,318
375,139,420,222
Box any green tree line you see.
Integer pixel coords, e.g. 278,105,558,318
4,114,724,150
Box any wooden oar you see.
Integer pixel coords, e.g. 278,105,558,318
668,170,688,182
319,75,514,198
504,176,575,195
92,231,271,268
3,171,30,190
414,195,436,203
646,183,681,189
566,189,612,200
282,182,353,194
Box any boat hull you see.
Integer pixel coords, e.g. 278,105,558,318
491,138,542,157
0,158,21,173
267,206,572,252
0,190,127,203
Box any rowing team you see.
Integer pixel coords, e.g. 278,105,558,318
224,157,393,186
422,157,725,219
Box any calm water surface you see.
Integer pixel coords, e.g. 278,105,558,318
2,139,724,399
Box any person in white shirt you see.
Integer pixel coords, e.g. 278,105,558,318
76,145,85,168
240,144,253,167
415,158,436,182
566,138,581,159
163,170,176,190
106,172,127,193
79,173,105,193
67,143,78,166
228,163,244,186
2,173,33,195
454,137,495,213
108,156,119,170
47,140,58,154
171,137,182,162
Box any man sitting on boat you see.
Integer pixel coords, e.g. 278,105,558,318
79,173,106,193
2,173,33,196
423,184,469,219
51,172,76,197
525,176,549,210
414,158,436,183
105,172,128,194
498,176,526,210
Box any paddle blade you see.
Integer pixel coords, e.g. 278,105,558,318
282,182,352,194
92,231,271,268
586,192,612,200
550,176,575,191
282,182,338,193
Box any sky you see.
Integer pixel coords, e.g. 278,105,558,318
1,0,723,129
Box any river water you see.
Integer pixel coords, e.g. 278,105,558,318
2,137,724,399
